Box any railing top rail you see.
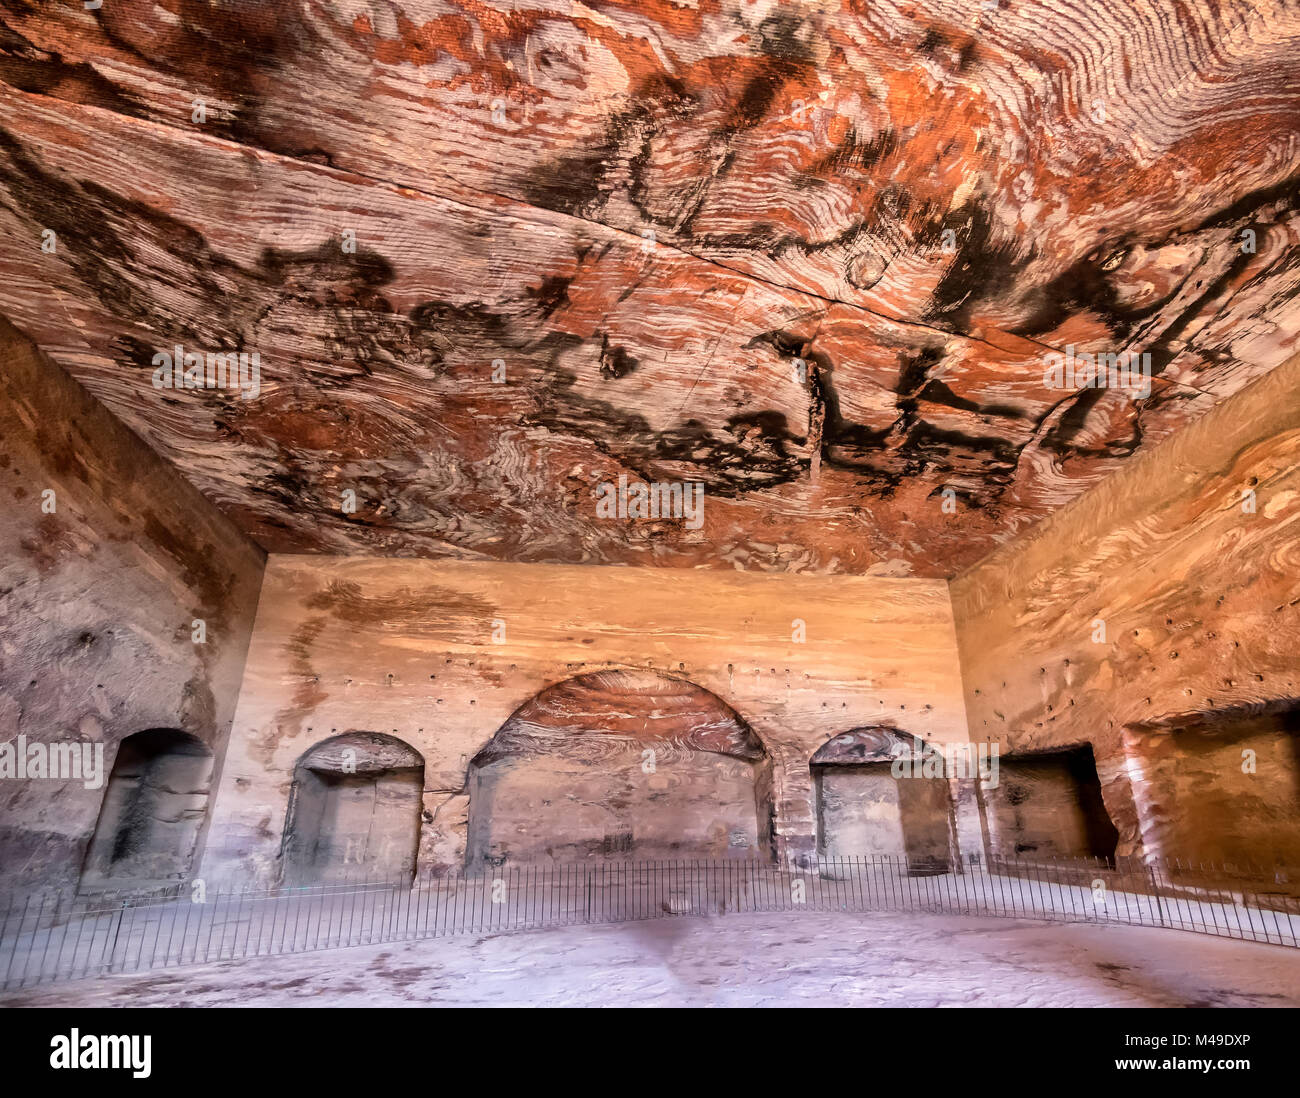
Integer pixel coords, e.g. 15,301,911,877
3,851,1297,909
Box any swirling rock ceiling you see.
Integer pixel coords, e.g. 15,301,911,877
1,0,1297,575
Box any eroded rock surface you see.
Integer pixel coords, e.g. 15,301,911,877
2,1,1297,574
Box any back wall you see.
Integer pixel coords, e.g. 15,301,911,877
202,557,971,880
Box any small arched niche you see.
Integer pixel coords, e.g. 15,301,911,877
812,727,953,870
281,732,424,885
467,669,775,866
82,728,214,885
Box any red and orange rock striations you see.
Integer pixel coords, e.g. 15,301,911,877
0,0,1297,574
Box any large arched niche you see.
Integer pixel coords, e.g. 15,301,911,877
281,732,424,885
811,727,953,869
466,669,775,866
82,728,214,885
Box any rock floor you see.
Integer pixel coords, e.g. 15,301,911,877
5,910,1300,1007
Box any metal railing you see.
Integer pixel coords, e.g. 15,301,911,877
1,853,1296,992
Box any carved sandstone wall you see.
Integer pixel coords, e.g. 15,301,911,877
201,557,970,881
0,317,266,888
951,352,1300,863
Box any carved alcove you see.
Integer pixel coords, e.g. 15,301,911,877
811,727,954,871
991,744,1119,861
82,729,214,886
1122,701,1300,867
466,670,775,866
281,732,425,885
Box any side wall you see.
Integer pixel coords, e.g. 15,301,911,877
951,353,1300,861
202,558,970,881
0,316,266,888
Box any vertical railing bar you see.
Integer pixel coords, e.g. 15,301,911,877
48,889,76,984
310,883,327,952
0,891,19,990
406,874,417,940
437,870,449,939
67,892,95,982
200,885,219,963
455,866,465,936
392,875,406,941
107,892,130,976
366,877,381,945
437,870,445,938
262,885,278,955
35,889,62,985
233,881,250,960
941,853,957,915
415,873,427,939
1170,860,1191,931
268,887,283,955
0,891,25,990
322,879,337,950
254,890,270,957
289,880,305,952
119,893,145,975
176,884,197,965
314,883,330,951
999,855,1013,921
1265,878,1286,946
1010,856,1025,920
1199,861,1220,938
363,876,379,945
346,875,361,946
1226,868,1246,941
95,897,118,977
380,877,393,943
337,876,351,948
332,879,346,948
406,873,416,940
74,892,101,983
234,882,252,956
218,883,237,962
986,854,1003,918
45,889,73,984
29,890,55,987
144,894,167,970
400,874,412,940
93,895,117,979
1179,859,1198,932
1161,860,1182,931
90,896,117,980
357,876,371,947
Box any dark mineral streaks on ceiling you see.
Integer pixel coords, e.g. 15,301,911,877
0,0,1297,576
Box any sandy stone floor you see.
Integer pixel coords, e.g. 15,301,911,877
5,911,1299,1008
